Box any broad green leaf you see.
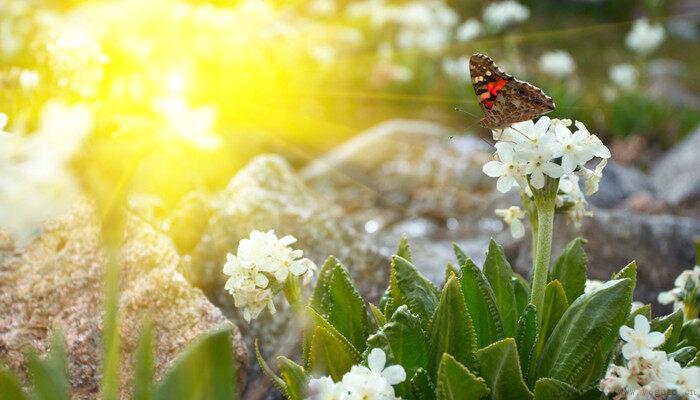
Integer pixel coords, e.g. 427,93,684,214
155,328,238,400
0,368,28,400
650,309,684,352
681,319,700,349
254,341,286,394
380,286,394,317
532,278,633,388
668,346,697,366
475,338,533,400
391,255,440,331
531,280,569,371
512,273,531,317
625,304,651,326
398,235,413,262
459,259,505,348
453,243,469,267
516,304,538,382
437,354,490,400
688,353,700,367
611,261,637,292
324,263,372,352
309,257,340,313
278,357,308,400
309,326,361,381
483,240,518,337
367,305,428,387
132,322,154,400
411,368,436,400
444,263,460,284
533,378,580,400
568,344,605,389
428,277,477,381
28,333,69,400
369,303,387,328
305,307,361,361
549,238,587,304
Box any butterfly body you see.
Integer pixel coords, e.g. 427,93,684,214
469,53,555,131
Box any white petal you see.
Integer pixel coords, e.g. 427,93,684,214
619,325,633,342
382,365,406,385
533,116,550,134
255,273,269,288
555,124,572,142
496,175,514,193
561,154,578,174
483,161,505,177
530,171,545,189
510,219,525,239
543,162,564,178
646,332,665,348
274,268,288,282
634,314,650,334
367,348,386,372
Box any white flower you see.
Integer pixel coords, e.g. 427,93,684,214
579,158,607,196
442,56,469,81
657,266,700,312
524,151,564,189
483,1,529,32
455,18,481,42
600,364,640,396
495,206,526,239
539,50,576,78
223,230,316,321
675,366,700,397
341,348,405,400
482,142,524,193
619,315,665,360
306,376,348,400
609,63,639,91
626,18,665,55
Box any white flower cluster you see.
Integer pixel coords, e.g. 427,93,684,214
658,266,700,316
609,63,639,91
538,50,576,78
482,117,610,234
600,315,700,400
626,18,666,55
223,230,316,322
482,1,530,32
306,348,406,400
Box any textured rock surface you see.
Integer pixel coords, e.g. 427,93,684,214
587,160,656,209
652,126,700,216
0,202,246,399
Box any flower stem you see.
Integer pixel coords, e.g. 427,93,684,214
530,178,558,322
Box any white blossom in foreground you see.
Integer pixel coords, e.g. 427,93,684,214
539,50,576,78
600,315,700,399
482,1,529,32
658,266,699,318
306,348,406,400
495,206,526,239
626,18,666,55
455,18,481,42
609,63,638,91
223,230,316,322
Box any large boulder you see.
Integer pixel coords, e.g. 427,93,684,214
0,202,247,399
652,126,700,216
587,160,656,209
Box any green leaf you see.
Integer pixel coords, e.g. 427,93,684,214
411,368,436,400
444,263,460,284
625,304,651,326
27,332,69,400
309,326,361,381
531,280,569,371
428,277,477,381
369,303,387,328
668,346,697,366
516,304,538,382
459,259,505,348
310,257,340,314
483,240,518,337
278,357,308,400
532,278,633,388
453,243,469,267
437,354,490,400
325,262,373,352
0,368,28,400
132,322,154,400
475,338,533,400
398,235,413,263
650,309,684,352
305,307,361,363
155,328,238,400
512,273,531,318
367,305,428,391
611,261,637,292
681,319,700,349
255,341,286,394
549,238,587,304
391,255,440,331
533,378,580,400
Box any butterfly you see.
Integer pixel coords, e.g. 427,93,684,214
469,53,555,131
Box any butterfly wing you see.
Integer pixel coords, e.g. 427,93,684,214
469,53,555,130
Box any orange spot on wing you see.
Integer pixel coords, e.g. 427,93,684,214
483,100,494,109
480,92,491,100
488,78,508,95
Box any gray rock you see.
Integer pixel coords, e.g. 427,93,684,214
0,202,247,399
510,209,700,310
652,126,700,215
587,160,656,209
